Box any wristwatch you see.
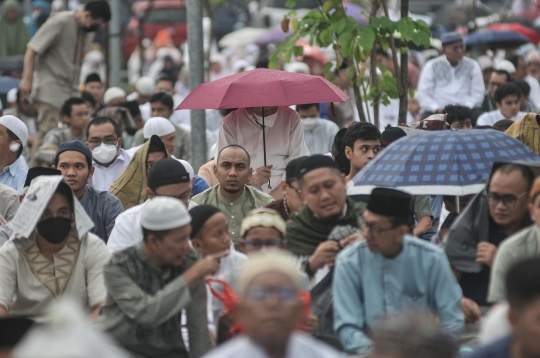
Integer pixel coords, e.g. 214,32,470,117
301,259,316,277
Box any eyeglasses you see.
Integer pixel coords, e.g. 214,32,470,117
244,285,299,305
169,190,192,203
88,138,118,147
241,238,284,250
448,44,465,52
487,192,528,209
361,222,395,237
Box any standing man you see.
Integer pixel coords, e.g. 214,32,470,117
417,32,484,115
0,115,28,192
97,197,223,358
53,141,124,242
296,103,339,155
86,117,130,192
333,188,464,355
19,0,111,155
191,145,274,248
216,106,310,199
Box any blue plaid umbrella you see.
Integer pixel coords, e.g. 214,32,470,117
349,129,540,196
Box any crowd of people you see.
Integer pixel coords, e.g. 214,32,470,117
3,1,540,358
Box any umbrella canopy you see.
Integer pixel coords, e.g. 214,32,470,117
177,68,349,110
218,27,267,48
349,129,540,196
464,30,531,49
488,23,540,45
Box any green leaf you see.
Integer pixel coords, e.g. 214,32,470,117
269,57,279,70
293,45,304,56
397,17,415,40
328,19,347,34
285,0,297,8
330,8,345,21
379,16,396,33
345,65,356,81
285,10,298,18
321,0,336,14
284,48,293,63
358,25,376,50
338,32,353,57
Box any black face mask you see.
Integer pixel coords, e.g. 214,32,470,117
83,24,99,32
37,217,72,244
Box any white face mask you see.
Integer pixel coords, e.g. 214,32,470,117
92,143,118,164
302,117,320,131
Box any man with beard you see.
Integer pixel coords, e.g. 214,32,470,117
191,145,274,249
19,1,111,156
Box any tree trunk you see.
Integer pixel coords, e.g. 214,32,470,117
398,0,409,123
370,0,380,128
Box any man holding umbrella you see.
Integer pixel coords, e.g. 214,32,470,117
217,106,310,199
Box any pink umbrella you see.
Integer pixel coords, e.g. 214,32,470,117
177,68,349,165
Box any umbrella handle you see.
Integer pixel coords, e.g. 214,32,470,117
262,107,271,189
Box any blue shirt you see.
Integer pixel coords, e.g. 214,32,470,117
193,176,209,196
463,335,511,358
79,185,124,242
333,235,464,355
0,157,27,193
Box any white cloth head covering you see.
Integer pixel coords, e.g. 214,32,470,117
232,59,251,73
477,55,494,70
136,76,155,96
12,299,131,358
140,197,191,231
0,115,28,147
526,51,540,64
235,249,303,295
495,60,516,74
103,87,127,105
143,117,175,139
7,87,17,104
284,62,310,74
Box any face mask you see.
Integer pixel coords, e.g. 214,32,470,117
83,24,100,32
302,117,320,131
92,143,118,164
37,217,72,244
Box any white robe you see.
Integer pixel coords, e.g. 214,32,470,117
216,107,310,193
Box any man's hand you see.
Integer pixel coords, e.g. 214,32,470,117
461,297,481,324
183,250,229,286
476,242,497,267
308,241,340,272
19,78,32,98
250,165,273,187
340,233,363,248
298,314,318,334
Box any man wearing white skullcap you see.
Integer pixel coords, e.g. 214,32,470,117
0,115,28,192
126,76,155,122
97,196,228,358
143,117,176,153
103,87,127,107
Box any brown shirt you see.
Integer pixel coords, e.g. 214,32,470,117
28,11,93,108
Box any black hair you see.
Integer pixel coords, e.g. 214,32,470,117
55,181,75,212
296,103,320,112
217,145,251,166
375,47,390,59
120,101,142,118
81,91,96,108
149,91,174,111
155,75,176,88
85,116,122,139
443,195,455,202
344,122,382,149
332,128,350,175
255,56,269,69
507,54,524,73
443,104,472,125
494,83,522,103
298,167,343,188
6,129,23,158
492,69,512,83
142,227,171,243
506,258,540,312
490,163,535,192
61,97,86,118
84,0,111,22
388,215,415,233
513,79,531,97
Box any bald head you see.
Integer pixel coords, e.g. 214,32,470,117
217,145,250,166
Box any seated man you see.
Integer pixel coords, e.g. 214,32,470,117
488,176,540,303
476,83,527,126
296,103,339,155
443,104,473,130
107,158,193,253
0,176,109,321
446,163,534,319
41,97,89,148
0,115,28,192
86,117,130,192
109,135,169,210
265,156,307,221
333,188,464,355
191,145,274,248
96,197,224,358
53,141,124,242
205,250,342,358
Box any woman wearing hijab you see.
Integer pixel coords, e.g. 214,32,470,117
0,176,110,322
0,0,30,57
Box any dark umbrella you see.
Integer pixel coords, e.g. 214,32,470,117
464,30,531,49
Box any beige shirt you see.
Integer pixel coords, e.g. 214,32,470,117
0,231,110,321
0,183,20,222
28,11,93,109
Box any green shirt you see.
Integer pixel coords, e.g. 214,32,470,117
488,225,540,303
191,185,274,247
96,242,211,358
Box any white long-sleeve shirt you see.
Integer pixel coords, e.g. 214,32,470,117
525,75,540,108
417,55,485,112
476,110,527,126
216,107,310,193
